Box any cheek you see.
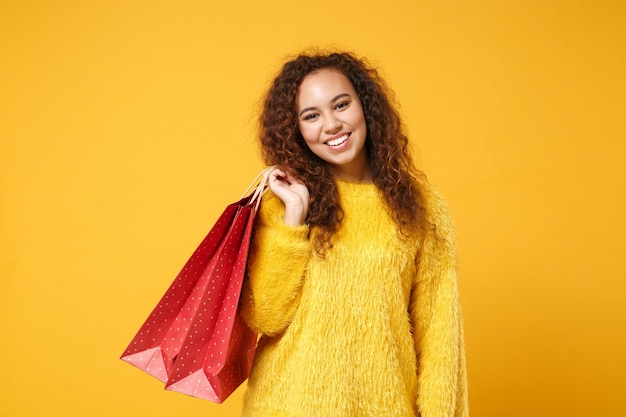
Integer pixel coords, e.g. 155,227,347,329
348,108,367,128
298,124,319,146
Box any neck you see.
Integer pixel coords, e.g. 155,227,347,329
329,163,373,184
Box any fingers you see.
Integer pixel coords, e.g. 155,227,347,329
269,168,304,192
270,168,301,186
267,168,308,202
268,169,294,196
266,167,310,226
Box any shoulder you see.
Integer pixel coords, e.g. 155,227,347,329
417,181,454,225
257,190,309,233
415,180,457,252
256,190,288,222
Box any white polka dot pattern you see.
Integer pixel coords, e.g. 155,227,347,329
121,168,274,403
165,205,257,403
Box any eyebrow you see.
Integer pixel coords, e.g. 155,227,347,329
298,93,351,117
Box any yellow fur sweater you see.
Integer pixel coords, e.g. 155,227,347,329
240,179,468,417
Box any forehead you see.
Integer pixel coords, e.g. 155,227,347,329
296,68,357,104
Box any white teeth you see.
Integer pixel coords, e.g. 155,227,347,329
326,134,348,147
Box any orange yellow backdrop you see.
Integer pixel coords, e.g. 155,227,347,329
1,1,624,416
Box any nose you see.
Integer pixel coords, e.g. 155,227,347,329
323,114,342,133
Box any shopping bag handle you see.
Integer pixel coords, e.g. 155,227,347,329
241,166,277,212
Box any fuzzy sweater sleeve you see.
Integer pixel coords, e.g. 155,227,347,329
240,192,311,337
410,184,469,417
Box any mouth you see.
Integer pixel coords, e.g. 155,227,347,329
325,133,350,147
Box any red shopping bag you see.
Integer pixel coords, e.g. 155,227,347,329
121,168,273,403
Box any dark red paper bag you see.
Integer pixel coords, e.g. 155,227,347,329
164,204,257,402
121,168,273,403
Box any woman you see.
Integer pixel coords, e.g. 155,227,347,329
240,51,468,417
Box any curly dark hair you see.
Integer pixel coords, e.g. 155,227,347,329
259,51,428,254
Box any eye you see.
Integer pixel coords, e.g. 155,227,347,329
335,101,350,110
303,113,318,121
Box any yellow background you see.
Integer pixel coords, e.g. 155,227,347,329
1,1,624,416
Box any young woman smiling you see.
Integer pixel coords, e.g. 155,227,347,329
240,51,469,417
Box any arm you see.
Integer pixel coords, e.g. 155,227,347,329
240,191,311,336
410,185,469,417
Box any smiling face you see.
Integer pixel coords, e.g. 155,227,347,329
296,68,370,182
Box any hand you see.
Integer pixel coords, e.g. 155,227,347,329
268,168,310,227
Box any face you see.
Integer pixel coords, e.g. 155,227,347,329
296,68,369,181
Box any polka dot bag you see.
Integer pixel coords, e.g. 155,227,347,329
121,167,275,403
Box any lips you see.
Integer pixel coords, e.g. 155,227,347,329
325,133,350,147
